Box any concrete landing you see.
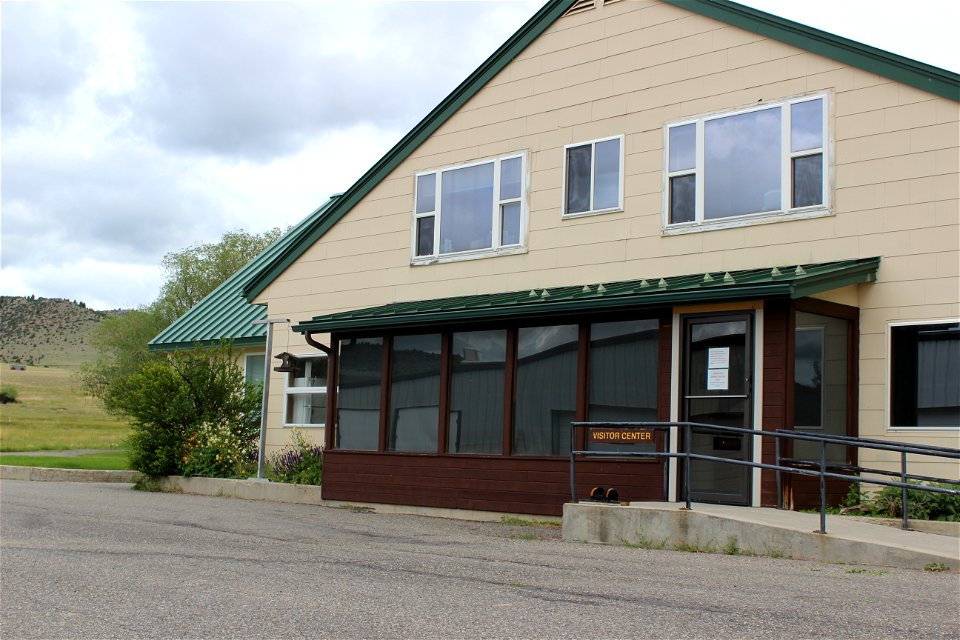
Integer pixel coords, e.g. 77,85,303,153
563,501,960,571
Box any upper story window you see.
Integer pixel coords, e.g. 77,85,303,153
664,95,827,230
284,355,328,428
413,153,525,262
563,135,623,217
889,321,959,429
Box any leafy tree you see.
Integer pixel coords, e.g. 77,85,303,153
153,228,281,323
81,228,281,406
112,344,261,477
79,308,169,411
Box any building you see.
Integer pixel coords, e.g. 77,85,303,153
159,0,959,516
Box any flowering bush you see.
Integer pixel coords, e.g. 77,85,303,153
113,343,261,477
181,419,259,479
269,429,323,485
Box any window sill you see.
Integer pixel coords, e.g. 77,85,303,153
561,206,623,220
411,244,527,266
283,424,325,429
888,426,959,432
663,206,831,235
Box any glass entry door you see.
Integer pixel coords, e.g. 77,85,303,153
681,314,753,505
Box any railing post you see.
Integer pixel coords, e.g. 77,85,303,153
817,440,827,534
901,451,909,530
569,424,576,503
684,423,692,510
775,436,782,510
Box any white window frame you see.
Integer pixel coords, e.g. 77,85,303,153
561,134,625,219
411,152,528,265
662,94,830,234
886,319,960,432
283,354,328,428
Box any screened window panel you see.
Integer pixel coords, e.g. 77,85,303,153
565,145,591,214
416,216,434,256
389,334,442,452
337,337,383,450
792,154,823,208
588,320,659,453
449,330,506,454
514,325,578,456
670,175,696,224
501,202,521,247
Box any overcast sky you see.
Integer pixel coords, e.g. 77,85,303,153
2,1,957,311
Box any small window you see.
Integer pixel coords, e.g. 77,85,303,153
413,154,525,260
244,353,265,389
890,322,960,428
665,95,827,229
284,355,328,427
563,135,623,217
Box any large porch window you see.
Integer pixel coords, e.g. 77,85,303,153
331,317,664,457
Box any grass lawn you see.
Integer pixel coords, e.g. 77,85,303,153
0,450,130,470
0,364,131,451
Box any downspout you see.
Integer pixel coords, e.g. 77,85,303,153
304,331,331,354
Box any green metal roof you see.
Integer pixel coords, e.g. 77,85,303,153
148,196,340,351
242,0,957,302
292,258,880,334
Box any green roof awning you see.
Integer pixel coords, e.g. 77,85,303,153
294,257,880,334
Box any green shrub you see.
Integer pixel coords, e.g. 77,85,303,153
269,429,323,485
846,481,960,522
0,385,17,404
111,343,260,478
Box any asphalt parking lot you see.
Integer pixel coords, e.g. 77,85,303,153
2,480,958,639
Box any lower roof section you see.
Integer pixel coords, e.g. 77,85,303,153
294,257,880,334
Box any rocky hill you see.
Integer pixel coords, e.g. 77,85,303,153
0,296,125,369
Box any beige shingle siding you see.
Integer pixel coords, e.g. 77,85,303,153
257,0,958,460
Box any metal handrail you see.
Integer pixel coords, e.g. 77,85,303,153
568,421,960,534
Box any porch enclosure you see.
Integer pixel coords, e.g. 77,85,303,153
316,296,859,516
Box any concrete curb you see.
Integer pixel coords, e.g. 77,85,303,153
0,465,142,483
157,476,325,504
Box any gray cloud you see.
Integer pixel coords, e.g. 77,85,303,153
124,2,533,161
1,144,223,268
0,1,542,308
0,3,94,128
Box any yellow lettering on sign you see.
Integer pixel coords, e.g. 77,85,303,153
589,429,654,444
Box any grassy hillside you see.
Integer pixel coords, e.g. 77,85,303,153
0,365,130,451
0,295,124,369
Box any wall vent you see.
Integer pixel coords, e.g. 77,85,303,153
563,0,595,17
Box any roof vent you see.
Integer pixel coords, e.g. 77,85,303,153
563,0,595,17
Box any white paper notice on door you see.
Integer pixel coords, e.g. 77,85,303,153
707,347,729,370
707,368,729,391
